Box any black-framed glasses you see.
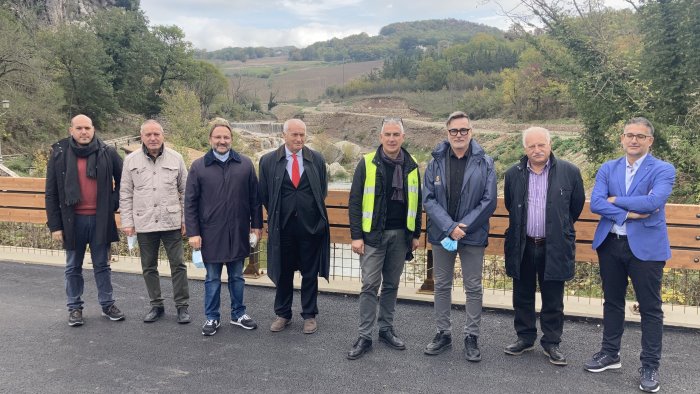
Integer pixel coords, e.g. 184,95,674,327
622,133,651,141
448,127,471,136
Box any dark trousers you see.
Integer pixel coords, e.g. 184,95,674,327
137,230,189,308
512,240,565,347
597,234,664,369
275,219,322,320
65,215,114,311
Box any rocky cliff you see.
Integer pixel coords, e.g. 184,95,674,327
5,0,136,25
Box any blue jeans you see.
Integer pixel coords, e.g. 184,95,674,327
203,260,246,321
65,215,114,311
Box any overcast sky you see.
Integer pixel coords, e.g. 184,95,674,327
139,0,632,50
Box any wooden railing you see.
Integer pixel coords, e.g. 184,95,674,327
1,177,699,270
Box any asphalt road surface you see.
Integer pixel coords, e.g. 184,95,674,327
1,261,698,393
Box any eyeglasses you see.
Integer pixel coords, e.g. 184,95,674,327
622,133,652,141
382,117,402,124
448,128,471,136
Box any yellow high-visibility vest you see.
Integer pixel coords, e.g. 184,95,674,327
361,152,419,233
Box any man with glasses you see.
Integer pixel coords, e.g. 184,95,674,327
502,127,585,366
347,117,422,360
422,111,496,362
586,117,675,393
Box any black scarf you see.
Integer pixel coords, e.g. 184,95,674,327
379,147,405,202
65,137,101,206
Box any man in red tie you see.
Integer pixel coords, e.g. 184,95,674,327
258,118,330,334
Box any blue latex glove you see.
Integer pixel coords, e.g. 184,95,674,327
440,237,458,252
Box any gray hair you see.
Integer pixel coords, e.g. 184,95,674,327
445,111,469,127
140,119,163,134
283,118,307,134
522,126,551,147
381,117,404,134
624,117,655,136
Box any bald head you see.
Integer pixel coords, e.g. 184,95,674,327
69,114,95,145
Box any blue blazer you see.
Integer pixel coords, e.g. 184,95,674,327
590,155,676,261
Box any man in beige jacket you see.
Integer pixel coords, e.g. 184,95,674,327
120,120,191,324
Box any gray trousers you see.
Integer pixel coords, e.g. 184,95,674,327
432,243,484,337
358,229,408,339
137,230,189,308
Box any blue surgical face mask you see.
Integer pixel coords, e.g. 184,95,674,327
192,249,204,268
440,237,458,252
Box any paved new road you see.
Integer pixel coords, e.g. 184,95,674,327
1,261,698,393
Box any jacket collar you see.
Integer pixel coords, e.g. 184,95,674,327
516,152,558,171
141,143,164,160
431,139,484,160
204,148,241,166
373,145,418,171
274,144,315,164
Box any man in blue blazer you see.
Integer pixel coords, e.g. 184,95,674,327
585,117,676,393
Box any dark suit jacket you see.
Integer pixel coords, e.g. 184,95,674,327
258,145,330,285
503,153,585,281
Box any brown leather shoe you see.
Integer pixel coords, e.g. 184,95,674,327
303,318,317,334
270,316,291,332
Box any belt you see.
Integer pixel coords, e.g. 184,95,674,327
526,236,546,246
608,232,628,240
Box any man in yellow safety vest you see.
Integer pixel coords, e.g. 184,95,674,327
346,117,422,360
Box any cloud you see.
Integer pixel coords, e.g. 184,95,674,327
139,0,636,50
279,0,364,20
173,16,378,48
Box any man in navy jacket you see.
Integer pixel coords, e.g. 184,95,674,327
422,111,497,362
185,118,263,336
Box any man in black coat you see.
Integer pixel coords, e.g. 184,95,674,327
258,118,330,335
45,114,125,327
503,127,585,366
185,118,263,336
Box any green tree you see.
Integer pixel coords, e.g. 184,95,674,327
161,87,207,151
186,61,227,119
40,24,117,127
416,57,450,90
89,8,154,115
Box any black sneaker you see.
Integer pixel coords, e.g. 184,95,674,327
230,314,257,330
464,335,481,362
424,331,452,355
68,309,84,327
584,351,622,372
101,304,125,321
542,345,568,366
143,306,165,323
177,307,191,324
202,319,221,336
639,367,660,393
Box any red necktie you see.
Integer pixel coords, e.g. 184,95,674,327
291,153,300,188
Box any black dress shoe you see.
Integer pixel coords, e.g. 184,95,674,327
347,337,372,360
464,335,481,362
543,345,567,366
504,339,535,355
177,307,191,324
424,331,452,355
379,328,406,350
143,306,165,323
